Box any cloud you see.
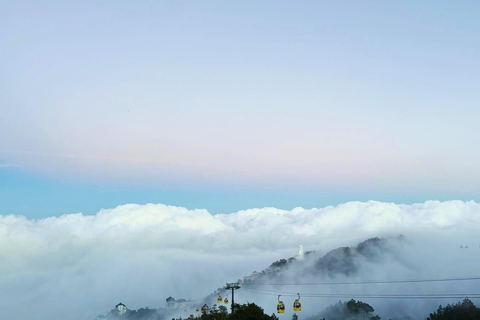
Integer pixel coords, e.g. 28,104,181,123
1,201,480,320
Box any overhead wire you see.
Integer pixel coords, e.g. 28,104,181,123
240,276,480,300
243,276,480,286
241,288,480,299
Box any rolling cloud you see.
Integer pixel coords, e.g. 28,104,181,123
1,200,480,320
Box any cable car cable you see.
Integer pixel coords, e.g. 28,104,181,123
243,288,480,297
241,288,480,299
243,276,480,287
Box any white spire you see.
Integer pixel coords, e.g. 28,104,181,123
298,245,304,259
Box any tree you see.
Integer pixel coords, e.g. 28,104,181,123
427,298,480,320
346,299,374,315
218,305,228,314
230,303,278,320
317,299,380,320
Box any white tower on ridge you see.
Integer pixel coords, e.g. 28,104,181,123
115,303,127,316
298,245,304,260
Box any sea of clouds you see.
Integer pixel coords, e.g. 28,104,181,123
1,200,480,320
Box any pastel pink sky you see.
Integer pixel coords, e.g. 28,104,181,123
1,0,479,199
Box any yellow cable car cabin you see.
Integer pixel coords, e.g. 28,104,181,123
293,300,301,311
277,295,285,314
195,308,199,313
293,293,301,312
217,295,223,303
224,297,229,305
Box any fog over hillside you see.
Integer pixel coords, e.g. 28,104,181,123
1,200,480,320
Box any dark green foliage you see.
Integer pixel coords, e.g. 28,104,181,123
197,303,277,320
270,259,288,268
427,298,480,320
356,237,382,255
346,299,374,314
311,299,380,320
230,303,278,320
218,306,228,314
211,304,218,314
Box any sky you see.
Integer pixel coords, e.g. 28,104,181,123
1,1,480,217
1,3,480,319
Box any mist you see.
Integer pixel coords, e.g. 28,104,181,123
1,200,480,320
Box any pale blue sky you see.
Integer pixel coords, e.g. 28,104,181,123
1,1,479,217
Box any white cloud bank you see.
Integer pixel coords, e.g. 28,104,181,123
1,200,480,320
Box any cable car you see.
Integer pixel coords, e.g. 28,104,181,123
293,293,301,312
277,295,285,314
217,295,223,303
224,295,229,305
195,308,199,314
